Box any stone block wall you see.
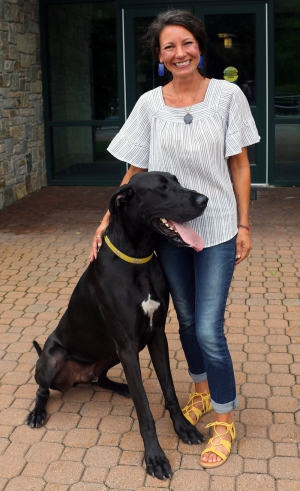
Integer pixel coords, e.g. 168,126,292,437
0,0,46,211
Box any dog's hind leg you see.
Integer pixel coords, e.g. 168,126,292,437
27,342,67,428
96,361,131,398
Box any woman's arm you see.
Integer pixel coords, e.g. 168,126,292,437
229,147,252,266
89,165,148,262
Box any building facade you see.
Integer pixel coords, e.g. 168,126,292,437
0,0,46,210
0,0,299,210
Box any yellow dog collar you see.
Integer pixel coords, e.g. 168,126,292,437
104,234,153,265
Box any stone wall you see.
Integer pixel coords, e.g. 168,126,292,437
0,0,46,211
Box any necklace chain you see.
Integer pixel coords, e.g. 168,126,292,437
172,77,202,115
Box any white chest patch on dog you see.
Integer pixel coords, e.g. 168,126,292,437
141,294,160,327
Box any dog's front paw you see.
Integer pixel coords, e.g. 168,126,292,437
174,417,205,444
145,451,172,480
27,409,46,428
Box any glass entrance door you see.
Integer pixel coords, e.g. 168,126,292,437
124,3,267,184
42,1,126,185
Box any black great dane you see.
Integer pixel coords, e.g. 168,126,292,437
27,172,208,479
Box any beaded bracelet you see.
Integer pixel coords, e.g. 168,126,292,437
238,224,251,231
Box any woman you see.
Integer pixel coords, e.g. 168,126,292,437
90,10,260,468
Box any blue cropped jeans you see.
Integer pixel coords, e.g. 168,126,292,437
156,234,238,414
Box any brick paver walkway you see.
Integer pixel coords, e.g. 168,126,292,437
0,185,299,491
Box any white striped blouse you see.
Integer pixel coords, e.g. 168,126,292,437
107,78,260,248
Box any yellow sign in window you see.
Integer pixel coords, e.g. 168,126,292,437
223,66,238,82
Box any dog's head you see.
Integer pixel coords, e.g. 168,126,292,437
108,172,208,250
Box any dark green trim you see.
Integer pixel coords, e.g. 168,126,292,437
41,0,113,4
119,0,267,5
116,2,125,125
275,118,300,124
254,2,267,184
272,181,300,186
268,0,275,185
39,1,53,185
44,178,125,186
48,120,120,127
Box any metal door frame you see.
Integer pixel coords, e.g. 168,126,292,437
120,0,272,185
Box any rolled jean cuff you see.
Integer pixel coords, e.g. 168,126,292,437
188,370,208,383
210,396,239,414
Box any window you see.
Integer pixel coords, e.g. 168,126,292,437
46,1,124,183
274,0,300,181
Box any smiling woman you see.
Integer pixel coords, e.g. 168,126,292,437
91,9,260,470
157,24,208,124
158,25,201,78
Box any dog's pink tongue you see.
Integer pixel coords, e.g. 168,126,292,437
169,221,204,252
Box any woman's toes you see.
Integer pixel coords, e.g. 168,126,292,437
201,451,221,464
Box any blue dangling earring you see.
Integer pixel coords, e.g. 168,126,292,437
198,55,203,69
158,63,165,76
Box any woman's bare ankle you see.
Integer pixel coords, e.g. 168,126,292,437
215,411,233,424
194,381,210,394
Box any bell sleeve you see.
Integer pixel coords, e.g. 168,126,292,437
107,93,151,168
225,84,261,158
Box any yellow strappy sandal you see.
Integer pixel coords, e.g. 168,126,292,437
182,392,213,425
200,421,236,468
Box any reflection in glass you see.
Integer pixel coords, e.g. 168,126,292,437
46,2,123,184
275,125,300,180
275,1,300,118
204,14,256,105
51,126,124,183
47,2,118,121
205,14,258,169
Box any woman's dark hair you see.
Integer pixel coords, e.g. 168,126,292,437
144,10,207,76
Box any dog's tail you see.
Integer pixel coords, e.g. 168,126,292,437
33,340,43,357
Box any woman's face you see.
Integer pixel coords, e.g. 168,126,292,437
158,25,201,79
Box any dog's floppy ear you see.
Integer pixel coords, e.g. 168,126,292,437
108,184,136,215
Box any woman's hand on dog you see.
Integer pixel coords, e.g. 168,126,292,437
89,211,110,262
89,166,148,262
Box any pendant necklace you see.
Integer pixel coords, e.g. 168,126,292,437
172,77,202,124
